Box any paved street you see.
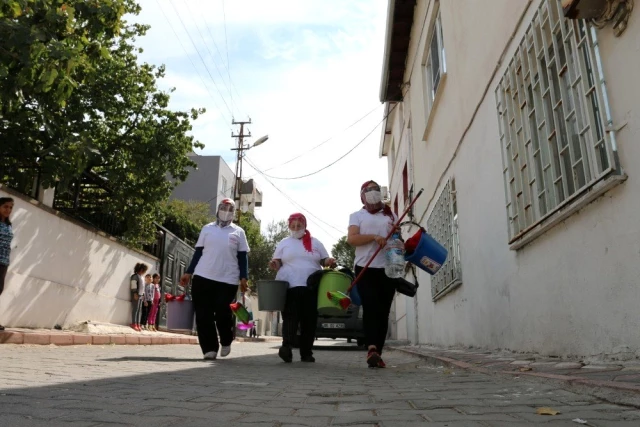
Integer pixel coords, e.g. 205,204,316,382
1,340,640,426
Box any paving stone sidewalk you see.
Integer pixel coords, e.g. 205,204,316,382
392,345,640,405
2,340,640,426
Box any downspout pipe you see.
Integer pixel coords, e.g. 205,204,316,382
379,0,397,102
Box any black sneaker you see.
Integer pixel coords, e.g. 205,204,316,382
301,355,315,363
278,346,293,363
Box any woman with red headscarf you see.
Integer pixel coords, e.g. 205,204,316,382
347,180,398,368
269,213,335,363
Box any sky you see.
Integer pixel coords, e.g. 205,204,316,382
133,0,391,250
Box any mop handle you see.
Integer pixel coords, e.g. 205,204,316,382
347,188,424,292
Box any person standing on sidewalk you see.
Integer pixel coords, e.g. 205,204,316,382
130,263,148,331
269,213,335,363
347,181,398,368
147,273,162,331
139,274,153,330
180,199,249,360
0,197,14,331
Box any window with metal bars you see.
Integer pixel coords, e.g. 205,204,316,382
495,0,620,244
427,178,462,301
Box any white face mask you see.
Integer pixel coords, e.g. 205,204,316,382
290,229,305,239
218,210,235,222
364,190,382,205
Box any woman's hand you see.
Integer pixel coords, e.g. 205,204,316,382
324,257,337,268
144,301,148,307
268,259,281,271
240,278,248,293
180,273,192,287
133,293,139,301
373,235,387,247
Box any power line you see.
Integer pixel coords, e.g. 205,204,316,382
205,188,234,205
243,157,345,240
248,103,398,181
182,0,243,117
156,0,232,126
167,0,235,119
205,2,249,117
221,0,234,110
248,104,383,176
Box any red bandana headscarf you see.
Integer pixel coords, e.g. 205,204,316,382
360,180,394,220
288,213,313,253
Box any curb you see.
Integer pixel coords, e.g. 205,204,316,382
391,346,640,407
0,330,198,346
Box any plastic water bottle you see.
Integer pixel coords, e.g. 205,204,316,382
385,233,405,278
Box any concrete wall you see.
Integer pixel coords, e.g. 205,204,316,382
0,187,158,328
385,0,640,357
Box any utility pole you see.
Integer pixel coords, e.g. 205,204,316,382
231,119,251,221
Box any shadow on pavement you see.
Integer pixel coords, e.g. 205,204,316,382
0,342,417,426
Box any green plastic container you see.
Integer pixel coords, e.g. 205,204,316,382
317,270,352,316
256,280,289,312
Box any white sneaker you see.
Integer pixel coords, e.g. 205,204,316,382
220,346,231,357
203,351,217,360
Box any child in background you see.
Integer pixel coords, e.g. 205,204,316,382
0,197,14,331
130,263,148,331
140,273,153,330
147,273,162,332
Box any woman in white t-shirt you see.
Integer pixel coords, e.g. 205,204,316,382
180,198,250,360
269,213,335,363
347,180,398,368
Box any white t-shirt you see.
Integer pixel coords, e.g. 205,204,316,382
194,222,250,285
349,209,397,268
273,236,329,288
137,274,145,295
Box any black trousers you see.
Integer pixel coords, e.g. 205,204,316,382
0,264,7,296
355,266,396,355
282,286,317,357
140,303,150,325
191,275,239,354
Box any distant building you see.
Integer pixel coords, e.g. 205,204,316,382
170,154,235,215
239,178,263,220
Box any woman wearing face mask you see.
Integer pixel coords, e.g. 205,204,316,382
347,181,398,368
180,198,250,360
269,213,335,363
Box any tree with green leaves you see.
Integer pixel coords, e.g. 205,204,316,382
161,199,214,245
1,0,204,243
332,236,355,269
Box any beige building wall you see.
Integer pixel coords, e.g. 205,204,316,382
383,0,640,357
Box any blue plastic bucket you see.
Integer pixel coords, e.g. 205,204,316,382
404,230,448,275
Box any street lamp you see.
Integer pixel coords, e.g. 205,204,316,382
252,135,269,147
